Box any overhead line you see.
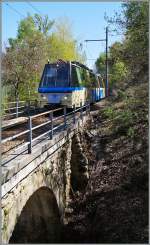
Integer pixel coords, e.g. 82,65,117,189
5,3,25,18
25,1,43,15
85,39,106,42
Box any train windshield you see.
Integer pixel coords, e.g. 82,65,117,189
40,64,69,87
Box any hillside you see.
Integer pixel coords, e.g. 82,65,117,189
63,82,148,243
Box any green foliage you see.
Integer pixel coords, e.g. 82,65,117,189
96,44,128,90
127,127,135,138
34,14,54,35
95,52,106,78
117,90,127,100
117,110,134,127
110,61,128,87
103,86,140,136
103,107,116,120
3,31,47,101
122,2,148,81
47,18,85,63
96,2,148,92
103,104,136,138
3,15,85,102
17,14,36,40
109,42,124,64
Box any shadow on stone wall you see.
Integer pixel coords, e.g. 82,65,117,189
70,133,89,192
9,187,62,243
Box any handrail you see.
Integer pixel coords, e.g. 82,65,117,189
2,102,90,154
52,114,64,122
2,110,25,118
2,101,26,105
32,120,51,131
2,100,41,119
2,100,41,105
31,107,63,119
3,105,26,111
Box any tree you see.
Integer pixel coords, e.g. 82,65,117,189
3,32,47,101
2,15,86,102
95,48,128,90
110,61,128,89
107,2,149,83
47,17,85,63
96,2,148,92
8,14,36,48
3,13,53,101
34,14,54,36
95,52,106,78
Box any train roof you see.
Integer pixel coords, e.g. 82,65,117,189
71,61,90,71
46,59,93,72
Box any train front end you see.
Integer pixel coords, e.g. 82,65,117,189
38,61,73,108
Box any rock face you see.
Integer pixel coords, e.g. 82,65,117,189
62,97,148,244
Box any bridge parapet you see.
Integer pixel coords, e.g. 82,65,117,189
2,113,91,243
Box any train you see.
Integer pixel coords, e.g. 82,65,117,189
38,59,106,108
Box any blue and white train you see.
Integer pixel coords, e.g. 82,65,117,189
38,60,106,108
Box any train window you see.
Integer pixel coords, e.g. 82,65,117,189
71,66,82,87
84,70,91,86
89,73,97,87
56,66,69,87
40,64,69,87
95,76,99,88
80,68,87,86
41,66,56,87
71,66,78,86
99,78,105,88
76,67,82,86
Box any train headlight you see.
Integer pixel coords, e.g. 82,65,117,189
41,94,47,99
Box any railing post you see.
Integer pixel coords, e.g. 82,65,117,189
88,102,90,115
86,102,88,115
73,104,76,124
40,101,42,112
28,116,32,153
27,101,30,116
50,111,53,139
34,100,36,114
16,100,19,118
80,102,83,120
64,106,67,129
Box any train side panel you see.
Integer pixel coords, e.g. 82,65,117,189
61,88,87,107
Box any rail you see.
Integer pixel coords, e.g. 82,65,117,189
2,102,90,154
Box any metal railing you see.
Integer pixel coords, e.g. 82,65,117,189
2,102,90,154
2,100,41,119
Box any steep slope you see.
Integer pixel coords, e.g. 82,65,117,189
63,83,148,243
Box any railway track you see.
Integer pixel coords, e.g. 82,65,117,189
2,105,89,159
2,100,106,163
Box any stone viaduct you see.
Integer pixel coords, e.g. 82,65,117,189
1,114,90,243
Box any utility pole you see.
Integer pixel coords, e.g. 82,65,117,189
85,26,109,97
105,26,108,97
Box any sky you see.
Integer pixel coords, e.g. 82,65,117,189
2,1,123,68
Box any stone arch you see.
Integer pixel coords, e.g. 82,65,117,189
9,187,62,243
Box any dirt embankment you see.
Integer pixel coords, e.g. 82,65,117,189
63,84,148,243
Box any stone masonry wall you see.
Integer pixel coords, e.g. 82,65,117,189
2,116,91,243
